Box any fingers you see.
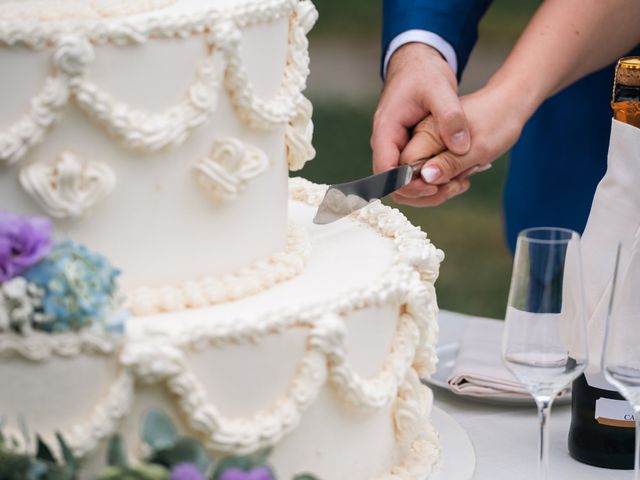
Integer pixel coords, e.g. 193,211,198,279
426,84,471,156
371,108,410,174
372,42,460,175
402,116,482,185
399,115,445,165
395,179,439,198
392,178,471,207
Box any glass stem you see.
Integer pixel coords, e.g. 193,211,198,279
634,411,640,480
536,398,552,480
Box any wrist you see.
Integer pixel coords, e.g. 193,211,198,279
387,42,452,81
485,70,541,127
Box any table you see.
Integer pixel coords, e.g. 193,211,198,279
433,310,632,479
434,389,631,479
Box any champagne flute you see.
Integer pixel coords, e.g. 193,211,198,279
502,227,588,480
603,243,640,479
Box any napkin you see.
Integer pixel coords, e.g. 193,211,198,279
446,318,522,397
579,119,640,372
447,317,572,398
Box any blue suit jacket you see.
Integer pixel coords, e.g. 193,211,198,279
383,0,640,252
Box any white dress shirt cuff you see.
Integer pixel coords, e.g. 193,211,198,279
383,30,458,78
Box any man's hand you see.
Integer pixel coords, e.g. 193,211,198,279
395,84,528,206
371,42,472,203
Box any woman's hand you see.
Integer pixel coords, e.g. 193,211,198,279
391,81,533,207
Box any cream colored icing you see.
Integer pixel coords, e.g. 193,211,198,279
0,0,313,291
0,0,443,476
0,0,177,21
126,224,312,315
19,150,116,219
0,0,314,172
193,137,269,204
0,180,442,480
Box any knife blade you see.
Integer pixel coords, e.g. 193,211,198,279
312,158,427,225
312,160,490,225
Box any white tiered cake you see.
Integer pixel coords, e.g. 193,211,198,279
0,1,443,479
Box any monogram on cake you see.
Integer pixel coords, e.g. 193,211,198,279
0,1,444,479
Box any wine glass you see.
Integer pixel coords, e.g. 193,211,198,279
603,243,640,479
502,227,588,480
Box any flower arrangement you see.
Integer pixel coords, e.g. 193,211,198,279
98,409,320,480
0,419,78,480
0,410,321,479
0,211,126,335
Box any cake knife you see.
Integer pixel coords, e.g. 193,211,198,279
313,160,489,224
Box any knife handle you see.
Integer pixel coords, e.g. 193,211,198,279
409,157,431,176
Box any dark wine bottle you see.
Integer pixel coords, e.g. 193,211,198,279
568,57,640,469
568,374,636,468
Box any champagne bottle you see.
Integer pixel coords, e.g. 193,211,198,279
568,57,640,469
612,57,640,128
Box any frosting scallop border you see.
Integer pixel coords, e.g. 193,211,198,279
0,0,316,172
0,0,297,48
126,223,312,315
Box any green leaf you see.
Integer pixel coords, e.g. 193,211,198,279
131,463,171,480
25,459,48,480
107,434,129,468
56,432,77,472
150,437,209,472
142,410,177,451
248,447,272,468
0,415,6,444
97,464,170,480
0,450,39,480
211,456,253,480
38,462,73,480
36,435,56,463
17,414,31,449
292,475,320,480
211,447,273,479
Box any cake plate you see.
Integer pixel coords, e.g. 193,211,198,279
430,406,475,480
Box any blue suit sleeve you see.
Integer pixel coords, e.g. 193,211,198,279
382,0,493,79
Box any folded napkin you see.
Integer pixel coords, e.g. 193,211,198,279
447,317,570,398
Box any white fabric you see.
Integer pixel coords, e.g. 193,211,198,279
383,29,458,78
580,119,640,372
447,317,571,398
447,317,526,397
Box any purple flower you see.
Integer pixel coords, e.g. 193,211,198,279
0,211,53,282
219,466,274,480
170,462,206,480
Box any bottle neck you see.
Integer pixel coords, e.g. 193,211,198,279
612,83,640,128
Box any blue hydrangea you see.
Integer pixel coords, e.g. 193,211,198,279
23,241,127,333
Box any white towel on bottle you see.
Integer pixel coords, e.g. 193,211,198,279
580,119,640,372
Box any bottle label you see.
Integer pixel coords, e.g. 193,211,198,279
595,398,636,428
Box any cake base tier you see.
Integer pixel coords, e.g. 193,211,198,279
0,179,444,480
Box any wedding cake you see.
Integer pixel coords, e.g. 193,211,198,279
0,1,444,478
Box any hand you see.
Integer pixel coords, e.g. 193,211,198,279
371,42,471,200
394,82,530,206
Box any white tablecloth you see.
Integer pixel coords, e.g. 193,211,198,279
433,311,632,480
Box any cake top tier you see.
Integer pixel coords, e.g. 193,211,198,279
0,0,266,22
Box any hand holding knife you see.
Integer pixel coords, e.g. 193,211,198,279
313,158,491,225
